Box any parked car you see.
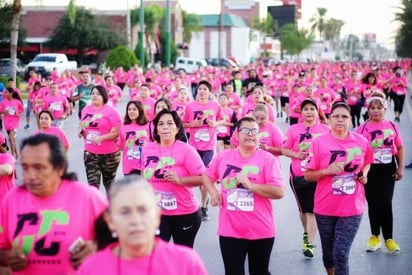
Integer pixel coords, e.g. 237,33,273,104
175,57,207,74
205,57,238,68
25,53,77,78
0,58,26,78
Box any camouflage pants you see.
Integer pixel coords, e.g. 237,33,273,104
84,150,121,192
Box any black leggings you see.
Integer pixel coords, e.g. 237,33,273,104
219,236,274,275
350,105,361,127
316,214,362,274
365,160,396,239
392,94,406,113
159,209,202,248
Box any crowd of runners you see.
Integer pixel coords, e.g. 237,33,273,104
0,58,410,274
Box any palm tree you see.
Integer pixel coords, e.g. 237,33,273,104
310,7,328,41
182,11,202,43
251,15,278,57
323,18,345,50
9,0,22,81
394,0,412,57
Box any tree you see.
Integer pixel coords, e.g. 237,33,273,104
280,23,313,58
251,15,278,57
323,18,345,49
0,4,25,46
394,0,412,57
48,6,126,65
182,11,203,43
9,0,22,81
105,46,138,70
310,7,328,41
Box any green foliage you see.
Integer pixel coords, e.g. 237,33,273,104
0,76,21,88
134,41,149,68
395,0,412,57
0,4,25,46
68,0,76,26
280,24,313,56
182,11,203,43
310,7,328,40
251,15,278,36
156,30,179,67
105,46,138,71
48,7,126,65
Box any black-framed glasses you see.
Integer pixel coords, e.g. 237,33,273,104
238,127,259,135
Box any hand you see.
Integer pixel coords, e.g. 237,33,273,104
70,241,96,270
357,175,368,185
164,170,181,185
6,247,27,271
326,163,344,176
393,168,403,181
210,193,222,207
193,119,203,127
295,152,306,160
235,174,253,190
259,143,267,151
91,136,102,145
207,120,217,128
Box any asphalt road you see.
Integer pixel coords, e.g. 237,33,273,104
12,93,412,275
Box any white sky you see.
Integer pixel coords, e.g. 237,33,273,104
21,0,402,49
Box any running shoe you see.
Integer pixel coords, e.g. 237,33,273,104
405,162,412,169
366,235,382,252
24,124,30,130
303,243,315,258
302,232,308,250
385,239,400,254
201,207,209,221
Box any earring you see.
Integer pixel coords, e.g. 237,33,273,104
111,231,118,238
155,229,160,235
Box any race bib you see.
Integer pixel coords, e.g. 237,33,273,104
127,146,141,160
155,191,177,210
50,102,61,111
300,158,307,172
332,174,356,195
86,130,101,144
7,107,15,115
217,125,227,134
373,148,392,164
194,129,211,142
226,188,254,212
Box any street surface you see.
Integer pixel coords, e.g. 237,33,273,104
12,92,412,275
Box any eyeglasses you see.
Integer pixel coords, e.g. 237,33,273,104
238,127,259,135
330,114,350,120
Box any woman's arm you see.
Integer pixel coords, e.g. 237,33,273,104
236,173,285,199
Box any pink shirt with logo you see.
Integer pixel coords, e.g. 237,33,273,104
136,97,156,121
217,107,234,138
0,180,108,275
0,153,15,202
142,141,205,215
241,102,276,122
205,148,284,239
356,120,402,163
390,76,408,95
183,100,222,151
105,84,123,108
283,122,330,176
305,132,373,217
0,98,24,130
75,239,208,275
81,105,122,154
34,127,70,150
118,123,150,174
44,93,69,119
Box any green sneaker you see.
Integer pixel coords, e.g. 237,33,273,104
303,242,315,258
366,235,382,252
302,232,308,250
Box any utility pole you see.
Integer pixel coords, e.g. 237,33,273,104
165,0,171,67
218,0,224,64
126,0,131,49
138,0,144,69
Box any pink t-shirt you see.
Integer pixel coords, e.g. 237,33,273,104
136,97,156,121
75,239,208,275
356,120,402,164
217,107,234,138
390,76,408,95
183,100,222,151
142,141,205,215
81,105,122,154
205,148,284,239
0,180,108,275
34,127,70,150
44,94,69,119
0,98,24,130
0,153,15,202
305,132,374,217
105,84,123,108
282,122,330,176
230,122,283,153
226,92,242,111
241,102,276,122
314,87,335,114
118,123,150,174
